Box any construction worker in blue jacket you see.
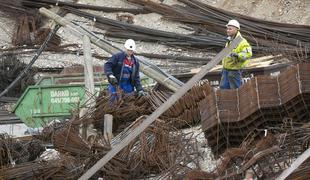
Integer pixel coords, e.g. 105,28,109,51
220,19,252,89
104,39,146,101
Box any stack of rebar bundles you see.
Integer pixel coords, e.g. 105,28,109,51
200,63,310,156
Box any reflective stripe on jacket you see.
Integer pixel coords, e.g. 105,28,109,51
222,32,252,70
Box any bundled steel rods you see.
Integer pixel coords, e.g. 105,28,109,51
200,63,310,155
129,0,310,57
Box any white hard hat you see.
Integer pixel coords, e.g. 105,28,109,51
226,19,240,29
124,39,136,51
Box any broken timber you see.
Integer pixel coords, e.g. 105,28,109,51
39,7,183,92
79,37,242,179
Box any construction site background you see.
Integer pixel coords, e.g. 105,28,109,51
0,0,309,179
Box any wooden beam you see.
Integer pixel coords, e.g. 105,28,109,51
78,36,242,180
83,35,95,96
80,35,95,139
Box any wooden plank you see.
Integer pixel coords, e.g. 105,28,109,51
104,114,113,141
83,35,95,96
80,35,95,139
78,36,242,180
13,135,33,141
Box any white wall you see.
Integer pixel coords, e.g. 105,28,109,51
0,124,29,137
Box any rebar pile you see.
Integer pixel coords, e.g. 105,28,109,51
54,116,199,179
0,54,38,97
0,133,44,167
1,121,130,179
200,63,310,156
0,0,37,17
113,117,200,179
216,121,310,179
21,0,148,14
128,0,310,57
69,87,207,178
0,1,62,47
149,80,212,128
1,108,200,179
52,124,92,156
74,81,211,134
88,92,152,133
66,85,210,178
0,155,84,179
11,0,308,57
182,121,309,179
51,123,129,179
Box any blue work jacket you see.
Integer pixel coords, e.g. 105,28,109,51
104,51,143,93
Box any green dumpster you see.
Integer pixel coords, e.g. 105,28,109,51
13,83,106,128
12,73,154,128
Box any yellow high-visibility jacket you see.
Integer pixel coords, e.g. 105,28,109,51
222,31,252,70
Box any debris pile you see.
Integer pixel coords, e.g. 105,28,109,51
1,111,201,179
0,0,309,179
185,121,309,179
1,153,84,179
116,117,200,179
73,80,211,133
216,120,310,179
0,1,61,48
0,134,44,167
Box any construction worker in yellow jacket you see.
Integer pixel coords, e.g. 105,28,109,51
220,19,252,89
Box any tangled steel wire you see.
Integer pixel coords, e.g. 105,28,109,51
208,120,310,179
115,117,200,179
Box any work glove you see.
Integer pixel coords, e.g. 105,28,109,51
230,52,239,64
108,74,118,86
137,90,147,97
230,52,239,59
